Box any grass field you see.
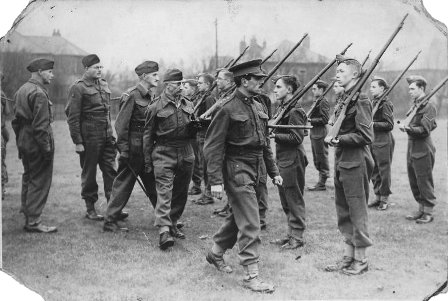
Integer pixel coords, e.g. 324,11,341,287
2,120,447,301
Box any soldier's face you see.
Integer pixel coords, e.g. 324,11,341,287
166,82,182,96
409,83,424,100
243,76,264,95
333,82,344,95
145,72,159,88
86,63,103,79
197,77,210,92
311,84,323,97
336,63,356,87
369,81,384,98
216,71,229,90
40,69,54,84
273,79,290,101
181,83,196,97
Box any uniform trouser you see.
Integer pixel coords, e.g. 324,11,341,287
407,139,436,212
1,134,7,187
18,128,54,225
334,147,373,248
310,135,330,179
197,132,212,199
371,133,395,196
191,137,203,188
105,131,157,222
277,150,307,240
79,122,117,205
152,143,194,227
213,153,264,266
255,176,268,224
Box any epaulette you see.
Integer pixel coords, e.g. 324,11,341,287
220,90,237,108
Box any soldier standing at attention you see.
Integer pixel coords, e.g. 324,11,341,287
204,59,282,293
103,61,160,232
12,58,57,233
400,76,437,224
325,56,374,275
66,54,117,221
269,75,308,249
143,69,196,250
367,77,394,211
307,80,330,191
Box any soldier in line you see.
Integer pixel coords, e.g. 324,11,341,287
325,56,374,275
66,54,117,221
400,76,437,224
1,73,10,196
307,80,330,191
143,69,196,250
11,58,57,233
193,73,216,205
103,61,160,232
367,77,395,211
204,59,282,293
269,75,308,249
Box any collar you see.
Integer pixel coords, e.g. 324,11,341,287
161,91,186,108
136,83,151,98
28,79,47,91
81,74,99,87
235,89,254,104
414,94,426,104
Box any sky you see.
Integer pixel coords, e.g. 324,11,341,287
0,0,447,72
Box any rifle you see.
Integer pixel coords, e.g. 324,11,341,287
260,33,309,88
306,81,335,119
267,124,312,129
361,50,372,68
223,58,234,68
372,50,421,117
397,75,448,128
261,49,277,65
269,42,353,129
325,14,408,144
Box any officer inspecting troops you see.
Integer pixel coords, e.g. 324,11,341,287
269,75,308,249
325,55,374,275
204,59,282,293
400,75,437,224
66,54,117,221
367,76,395,211
307,80,330,191
143,68,196,250
11,58,57,233
103,61,160,232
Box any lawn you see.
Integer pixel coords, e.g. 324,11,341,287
2,119,447,301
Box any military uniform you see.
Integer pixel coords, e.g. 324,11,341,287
12,78,54,225
406,97,437,215
66,74,117,211
190,90,204,194
105,83,158,224
143,91,195,230
1,90,9,192
205,89,279,265
370,96,394,202
308,96,330,186
332,88,374,248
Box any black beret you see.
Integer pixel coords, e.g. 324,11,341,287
315,80,329,89
135,61,159,76
82,54,100,68
406,75,427,86
26,58,54,72
229,59,267,78
371,76,389,89
163,69,183,82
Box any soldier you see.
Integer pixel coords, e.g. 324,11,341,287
204,59,282,293
66,54,117,221
367,77,394,210
325,56,374,275
269,75,308,249
1,73,9,196
307,80,330,191
103,61,160,232
11,58,57,233
399,76,437,224
193,73,216,205
143,69,196,250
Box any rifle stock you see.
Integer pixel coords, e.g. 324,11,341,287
325,14,408,144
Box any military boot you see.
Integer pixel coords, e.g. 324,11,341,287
342,247,368,275
206,250,233,273
308,175,326,191
242,263,275,293
377,196,389,211
368,195,381,208
85,199,104,221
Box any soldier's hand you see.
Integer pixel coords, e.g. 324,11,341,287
272,175,283,186
331,138,340,146
211,185,223,199
75,144,85,154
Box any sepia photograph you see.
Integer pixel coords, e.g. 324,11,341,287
0,0,447,300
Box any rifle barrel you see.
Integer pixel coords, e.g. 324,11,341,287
261,49,277,65
230,45,250,68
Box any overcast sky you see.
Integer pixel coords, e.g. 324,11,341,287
1,0,447,72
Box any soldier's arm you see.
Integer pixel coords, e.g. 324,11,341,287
310,98,330,126
338,96,374,146
31,91,52,154
205,94,216,110
114,93,133,158
407,104,437,138
66,84,83,145
204,106,230,186
274,108,306,146
373,101,394,131
143,104,157,169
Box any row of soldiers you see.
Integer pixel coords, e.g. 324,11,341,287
4,50,439,293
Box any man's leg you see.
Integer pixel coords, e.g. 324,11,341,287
99,136,117,202
189,137,202,195
255,179,268,229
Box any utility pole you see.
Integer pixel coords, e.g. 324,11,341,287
215,18,218,69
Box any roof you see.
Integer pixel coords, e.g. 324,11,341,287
0,31,88,56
